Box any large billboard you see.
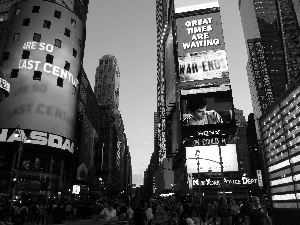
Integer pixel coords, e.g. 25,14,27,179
186,144,238,173
175,7,229,87
180,85,235,138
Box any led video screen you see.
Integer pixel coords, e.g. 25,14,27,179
181,85,235,137
186,144,238,173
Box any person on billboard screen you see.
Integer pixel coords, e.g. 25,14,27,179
183,97,223,126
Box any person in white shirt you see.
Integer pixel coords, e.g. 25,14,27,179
99,201,117,224
186,212,195,225
146,202,153,225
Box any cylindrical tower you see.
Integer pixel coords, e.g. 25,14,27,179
0,0,87,202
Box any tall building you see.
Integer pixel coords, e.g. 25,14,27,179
0,0,88,202
156,0,168,162
94,55,120,110
239,0,300,122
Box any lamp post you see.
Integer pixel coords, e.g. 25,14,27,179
218,144,226,199
197,157,201,205
11,126,31,203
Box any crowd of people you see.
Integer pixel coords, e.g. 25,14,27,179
0,201,78,225
0,195,272,225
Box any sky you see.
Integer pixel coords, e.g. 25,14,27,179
83,0,253,186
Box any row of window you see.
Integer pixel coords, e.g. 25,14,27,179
11,32,81,55
21,17,73,38
9,68,77,93
3,50,74,69
17,5,76,28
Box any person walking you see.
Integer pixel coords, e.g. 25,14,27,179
199,202,206,225
64,203,72,221
245,196,272,225
99,201,117,224
37,203,47,225
221,198,232,225
146,202,153,225
230,199,240,225
133,199,147,225
152,202,157,219
19,204,28,225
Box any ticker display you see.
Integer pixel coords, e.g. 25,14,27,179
261,84,300,209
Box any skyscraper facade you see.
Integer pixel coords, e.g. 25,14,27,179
239,0,300,120
156,0,168,162
94,54,120,110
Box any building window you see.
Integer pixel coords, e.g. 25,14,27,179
43,20,51,29
71,19,76,28
11,69,19,78
33,33,41,42
72,85,76,95
13,33,20,42
64,28,70,37
32,6,40,13
3,52,9,61
54,10,61,19
46,54,54,64
54,39,62,48
64,61,70,71
73,49,77,58
57,77,63,87
22,18,30,26
33,71,42,81
16,8,21,15
22,50,30,59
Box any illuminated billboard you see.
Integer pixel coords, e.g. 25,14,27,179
0,1,84,142
180,85,235,138
0,128,74,154
178,49,228,82
175,7,229,86
186,144,238,173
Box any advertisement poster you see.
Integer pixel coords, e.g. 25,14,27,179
179,49,229,82
175,8,230,85
186,144,238,173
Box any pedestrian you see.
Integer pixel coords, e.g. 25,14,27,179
52,203,63,224
152,202,157,219
207,201,213,221
30,203,39,223
133,199,147,225
146,202,153,225
99,201,117,224
167,212,178,225
221,198,232,225
163,203,169,222
185,212,195,225
245,196,272,225
199,202,206,225
126,202,134,225
37,203,47,225
12,202,20,225
230,199,240,225
19,204,28,225
64,203,72,221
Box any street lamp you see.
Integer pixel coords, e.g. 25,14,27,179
11,126,31,203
